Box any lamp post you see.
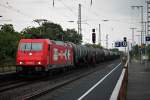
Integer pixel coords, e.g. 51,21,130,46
102,19,109,48
131,5,144,63
99,19,109,46
99,24,101,45
0,16,3,29
68,21,75,23
142,22,147,56
130,28,137,46
130,27,136,59
131,6,143,45
106,34,108,49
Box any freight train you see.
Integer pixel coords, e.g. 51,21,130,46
16,39,120,74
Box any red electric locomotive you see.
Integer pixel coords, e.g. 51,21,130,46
16,39,73,74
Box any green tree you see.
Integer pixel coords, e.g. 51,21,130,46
21,26,40,38
110,48,119,52
0,24,20,65
42,22,64,40
147,44,150,60
1,24,15,33
131,44,140,59
84,43,103,48
21,22,82,44
64,29,82,44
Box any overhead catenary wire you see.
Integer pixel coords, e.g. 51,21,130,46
0,2,33,19
57,0,77,16
56,0,92,28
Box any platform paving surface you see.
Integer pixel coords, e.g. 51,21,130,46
126,60,150,100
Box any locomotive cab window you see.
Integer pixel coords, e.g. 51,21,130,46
19,42,43,51
48,44,50,50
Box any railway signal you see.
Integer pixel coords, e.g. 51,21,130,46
123,37,127,47
122,41,127,47
123,37,127,42
92,29,96,44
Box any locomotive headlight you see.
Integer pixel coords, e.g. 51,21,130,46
29,52,32,56
38,61,41,65
19,61,23,64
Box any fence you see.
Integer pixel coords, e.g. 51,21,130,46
109,56,129,100
0,65,16,73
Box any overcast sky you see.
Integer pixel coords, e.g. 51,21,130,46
0,0,147,48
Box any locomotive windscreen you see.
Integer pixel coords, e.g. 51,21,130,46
19,42,43,51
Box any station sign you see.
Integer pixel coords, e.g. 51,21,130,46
115,41,127,47
122,41,127,47
115,41,121,47
146,36,150,41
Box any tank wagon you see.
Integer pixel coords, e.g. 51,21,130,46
16,39,120,74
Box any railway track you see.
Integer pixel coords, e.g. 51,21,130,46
0,80,34,92
0,75,47,93
22,67,100,100
24,61,121,100
0,60,120,100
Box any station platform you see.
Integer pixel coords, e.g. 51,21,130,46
126,60,150,100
